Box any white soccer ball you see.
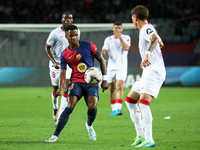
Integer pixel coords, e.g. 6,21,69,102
84,67,102,85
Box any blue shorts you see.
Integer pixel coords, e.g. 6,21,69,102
68,82,99,101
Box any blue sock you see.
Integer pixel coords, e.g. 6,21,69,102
87,108,97,126
54,107,72,137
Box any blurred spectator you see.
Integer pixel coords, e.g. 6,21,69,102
189,24,200,43
0,0,197,24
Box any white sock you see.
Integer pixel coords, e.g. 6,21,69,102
116,99,123,110
125,100,144,137
139,100,153,141
110,99,117,111
52,92,59,109
57,94,68,122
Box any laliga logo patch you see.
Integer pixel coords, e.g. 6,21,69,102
146,28,153,35
76,54,82,60
77,63,87,72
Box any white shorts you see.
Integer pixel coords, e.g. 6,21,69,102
49,64,72,86
107,70,127,83
132,77,164,99
49,68,60,86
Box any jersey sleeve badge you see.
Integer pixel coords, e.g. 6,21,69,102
146,28,153,35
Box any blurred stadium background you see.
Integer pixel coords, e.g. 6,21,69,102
0,0,200,87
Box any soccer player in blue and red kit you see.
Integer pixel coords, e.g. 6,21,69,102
45,25,108,142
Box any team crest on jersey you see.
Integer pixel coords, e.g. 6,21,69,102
76,54,82,60
146,28,153,35
77,63,87,72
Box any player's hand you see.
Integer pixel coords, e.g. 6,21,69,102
54,62,61,69
159,41,164,49
56,88,62,96
114,30,122,38
101,81,108,92
141,54,151,69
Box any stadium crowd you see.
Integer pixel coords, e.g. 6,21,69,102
0,0,199,24
0,0,200,43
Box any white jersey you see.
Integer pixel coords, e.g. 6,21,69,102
139,23,166,80
46,26,81,68
102,34,131,71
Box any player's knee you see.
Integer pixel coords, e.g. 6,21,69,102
117,84,123,91
88,106,96,112
87,102,97,110
109,86,116,93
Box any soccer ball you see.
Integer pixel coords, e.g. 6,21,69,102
84,67,102,85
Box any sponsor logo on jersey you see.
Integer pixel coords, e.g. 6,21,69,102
146,28,153,35
76,54,82,60
77,63,87,72
68,55,72,59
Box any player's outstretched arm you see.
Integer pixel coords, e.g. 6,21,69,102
57,69,66,96
96,54,108,92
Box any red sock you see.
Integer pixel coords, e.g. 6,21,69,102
63,93,68,98
52,91,58,98
125,96,138,104
116,99,123,104
139,99,150,106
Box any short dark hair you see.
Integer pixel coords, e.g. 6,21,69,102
65,25,78,32
62,11,72,16
114,22,122,26
131,5,149,20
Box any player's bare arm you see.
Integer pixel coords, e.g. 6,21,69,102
119,36,130,51
114,30,130,51
101,49,106,58
141,34,158,68
101,50,107,63
56,69,66,95
148,34,159,52
44,44,60,69
96,54,108,92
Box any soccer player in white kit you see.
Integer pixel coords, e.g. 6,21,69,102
102,22,131,116
44,11,80,125
125,5,166,147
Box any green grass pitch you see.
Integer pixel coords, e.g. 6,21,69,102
0,87,199,150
